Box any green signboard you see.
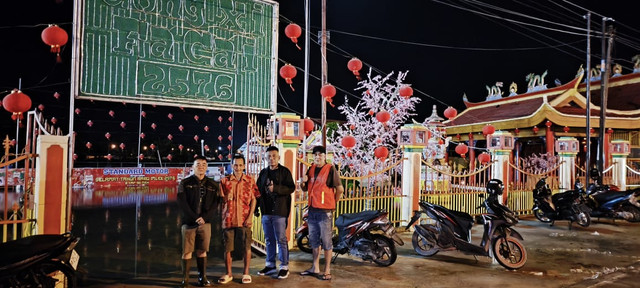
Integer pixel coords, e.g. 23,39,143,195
72,0,278,113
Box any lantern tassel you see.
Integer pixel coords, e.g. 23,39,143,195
326,99,335,108
289,84,295,91
295,43,301,50
56,53,62,63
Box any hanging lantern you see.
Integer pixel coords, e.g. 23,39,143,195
178,144,184,151
228,116,233,122
478,152,491,164
204,125,210,132
545,120,552,127
482,124,495,136
140,132,146,139
563,126,570,133
303,118,314,135
178,125,184,132
41,24,68,63
120,121,126,129
139,154,144,160
228,126,232,132
149,143,156,150
151,123,157,130
108,110,115,117
168,113,173,120
320,84,336,107
455,143,469,158
227,144,231,150
167,134,173,141
119,143,126,150
50,117,57,125
589,128,595,134
533,126,539,134
399,85,413,98
141,111,146,118
2,89,32,115
106,154,113,161
347,57,363,80
374,146,389,160
167,154,173,161
607,128,614,134
376,110,391,123
218,154,223,160
85,142,92,149
218,116,223,123
194,135,199,142
53,92,61,100
228,135,232,141
279,64,297,91
443,106,457,119
72,153,78,161
105,132,111,140
194,115,199,122
514,128,520,135
350,124,355,130
284,23,302,50
341,135,356,149
38,104,45,111
204,144,210,151
86,120,93,127
75,108,81,115
218,135,223,142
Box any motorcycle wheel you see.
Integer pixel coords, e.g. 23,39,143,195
621,205,640,222
411,230,438,257
38,260,77,288
575,211,591,227
533,207,552,223
296,231,313,254
492,237,527,270
371,234,397,267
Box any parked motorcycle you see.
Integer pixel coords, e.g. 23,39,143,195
0,232,80,287
532,177,591,228
332,209,404,266
406,179,527,270
295,205,313,253
582,180,640,222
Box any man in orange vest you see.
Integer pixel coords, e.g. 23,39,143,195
299,146,344,281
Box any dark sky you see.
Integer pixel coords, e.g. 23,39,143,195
0,0,638,164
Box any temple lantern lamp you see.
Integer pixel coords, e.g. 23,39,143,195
267,112,305,141
398,124,430,148
609,140,630,155
487,131,514,151
555,137,579,154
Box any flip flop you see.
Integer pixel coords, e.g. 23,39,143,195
218,275,233,284
300,270,317,277
242,274,252,284
317,273,332,281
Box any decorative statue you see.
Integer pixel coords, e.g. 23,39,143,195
525,70,548,92
485,82,503,101
633,55,640,73
508,82,517,96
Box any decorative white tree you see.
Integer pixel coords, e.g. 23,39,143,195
328,70,420,176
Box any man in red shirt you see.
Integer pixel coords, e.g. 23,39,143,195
218,154,260,284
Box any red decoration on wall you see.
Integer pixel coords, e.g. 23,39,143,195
443,106,457,119
51,117,57,124
607,128,614,134
514,128,520,135
279,64,297,91
218,116,223,123
228,135,232,141
228,126,232,132
347,57,363,80
228,116,233,123
41,24,68,62
106,154,113,161
284,23,302,50
320,84,336,107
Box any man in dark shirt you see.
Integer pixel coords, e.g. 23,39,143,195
177,155,222,287
255,146,296,279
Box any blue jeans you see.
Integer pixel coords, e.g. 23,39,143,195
261,215,289,269
308,210,333,251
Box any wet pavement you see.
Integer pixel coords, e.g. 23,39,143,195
71,201,640,288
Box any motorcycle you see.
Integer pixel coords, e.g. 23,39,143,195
296,207,404,266
582,181,640,222
0,232,80,288
406,179,527,270
532,177,591,228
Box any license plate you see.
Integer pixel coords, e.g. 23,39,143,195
69,249,80,270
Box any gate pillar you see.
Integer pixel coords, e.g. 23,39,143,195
556,137,579,192
487,131,514,204
610,140,630,189
34,135,70,235
398,124,429,226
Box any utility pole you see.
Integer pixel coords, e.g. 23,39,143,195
320,0,328,148
597,18,614,172
584,12,591,185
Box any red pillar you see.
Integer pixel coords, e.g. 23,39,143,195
546,123,554,155
468,133,475,183
604,130,611,167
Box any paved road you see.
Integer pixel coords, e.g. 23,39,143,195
79,216,640,288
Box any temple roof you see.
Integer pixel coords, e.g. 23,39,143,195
444,70,640,136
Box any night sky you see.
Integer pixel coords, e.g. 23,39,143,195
1,0,638,165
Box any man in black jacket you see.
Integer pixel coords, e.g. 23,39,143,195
177,155,222,287
255,146,296,279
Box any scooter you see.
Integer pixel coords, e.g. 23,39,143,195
406,179,527,270
295,205,313,253
532,177,591,228
0,232,80,287
332,209,404,267
583,181,640,222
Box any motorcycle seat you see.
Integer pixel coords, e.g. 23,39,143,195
335,210,382,228
0,234,71,274
591,191,634,203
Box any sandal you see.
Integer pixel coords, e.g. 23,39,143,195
242,274,252,284
300,270,317,277
218,275,233,284
317,273,332,281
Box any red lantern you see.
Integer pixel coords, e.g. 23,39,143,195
178,125,184,132
399,85,413,98
227,144,231,150
514,128,520,135
167,154,173,161
168,113,173,120
533,126,539,134
149,143,156,150
194,135,199,142
347,58,363,80
545,120,552,127
41,24,68,62
86,120,93,127
120,121,126,129
85,142,92,149
284,23,302,50
443,106,457,119
119,143,126,150
590,128,595,134
218,135,223,141
563,126,570,133
105,132,111,140
141,111,146,118
607,128,614,134
228,135,232,141
194,115,199,122
341,135,356,149
167,134,173,141
228,116,233,122
51,117,57,124
140,132,145,139
279,64,297,91
151,123,157,130
455,143,469,158
72,153,78,161
478,152,491,164
53,92,60,100
482,124,495,136
75,108,81,115
303,118,314,135
350,124,355,130
38,104,45,111
204,125,210,132
178,144,184,151
204,145,210,151
218,154,224,160
376,111,391,123
228,126,232,132
218,116,223,123
106,154,113,161
374,146,389,160
139,154,144,160
108,110,115,117
2,89,32,114
320,84,336,107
